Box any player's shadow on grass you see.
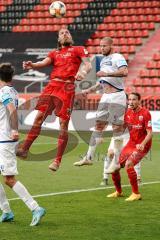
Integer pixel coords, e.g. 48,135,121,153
18,130,79,162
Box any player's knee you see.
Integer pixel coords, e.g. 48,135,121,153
60,124,69,134
125,160,134,170
4,176,16,188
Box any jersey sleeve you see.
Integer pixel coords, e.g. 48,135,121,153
47,50,55,62
0,89,14,106
144,110,152,130
75,46,89,58
116,54,128,68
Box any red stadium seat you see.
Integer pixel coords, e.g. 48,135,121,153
142,30,149,37
92,38,100,46
127,38,135,45
131,23,139,30
123,53,129,61
97,31,107,38
123,23,132,30
154,87,160,93
135,87,144,94
155,62,160,69
141,78,151,86
97,24,106,31
132,78,142,85
153,53,160,61
144,87,154,95
135,38,142,45
154,15,160,22
85,38,93,46
146,61,156,69
149,69,159,77
86,46,96,54
128,46,135,53
111,9,120,16
120,46,128,53
116,31,124,38
119,38,127,45
148,22,155,29
107,23,115,30
152,78,160,85
139,70,148,77
125,86,135,93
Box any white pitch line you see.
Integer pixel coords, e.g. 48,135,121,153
9,180,160,201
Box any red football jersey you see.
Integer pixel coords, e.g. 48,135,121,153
48,46,88,82
125,107,152,147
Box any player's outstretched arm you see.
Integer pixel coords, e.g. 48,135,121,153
75,57,92,81
23,57,52,70
82,82,101,95
97,66,128,78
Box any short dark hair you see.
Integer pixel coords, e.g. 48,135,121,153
0,62,15,82
129,92,141,100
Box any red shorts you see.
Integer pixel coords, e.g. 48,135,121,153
119,141,151,167
35,81,75,120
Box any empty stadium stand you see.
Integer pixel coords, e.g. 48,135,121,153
0,0,160,100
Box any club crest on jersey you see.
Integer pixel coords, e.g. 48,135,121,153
139,115,143,121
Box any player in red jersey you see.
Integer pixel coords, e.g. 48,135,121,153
16,28,92,171
107,92,152,201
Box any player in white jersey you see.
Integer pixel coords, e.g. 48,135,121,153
0,63,45,226
100,130,141,186
74,37,128,172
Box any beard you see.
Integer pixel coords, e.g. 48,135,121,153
104,48,112,56
58,37,74,48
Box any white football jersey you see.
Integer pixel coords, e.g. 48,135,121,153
0,86,18,142
99,53,127,90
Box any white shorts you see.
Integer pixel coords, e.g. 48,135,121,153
96,91,126,125
108,133,129,151
0,142,18,176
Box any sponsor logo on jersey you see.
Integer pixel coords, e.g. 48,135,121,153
132,124,143,129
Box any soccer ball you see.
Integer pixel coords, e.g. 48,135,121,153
49,1,66,18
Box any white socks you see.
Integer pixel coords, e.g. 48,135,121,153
86,131,103,160
103,156,112,179
112,137,123,165
0,184,11,213
13,181,39,212
134,162,141,179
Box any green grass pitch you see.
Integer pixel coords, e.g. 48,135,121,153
0,132,160,240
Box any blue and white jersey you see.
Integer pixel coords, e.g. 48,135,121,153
99,53,127,90
0,86,18,142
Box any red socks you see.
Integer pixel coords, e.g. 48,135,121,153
127,167,139,194
112,171,122,193
22,126,41,151
54,133,68,166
